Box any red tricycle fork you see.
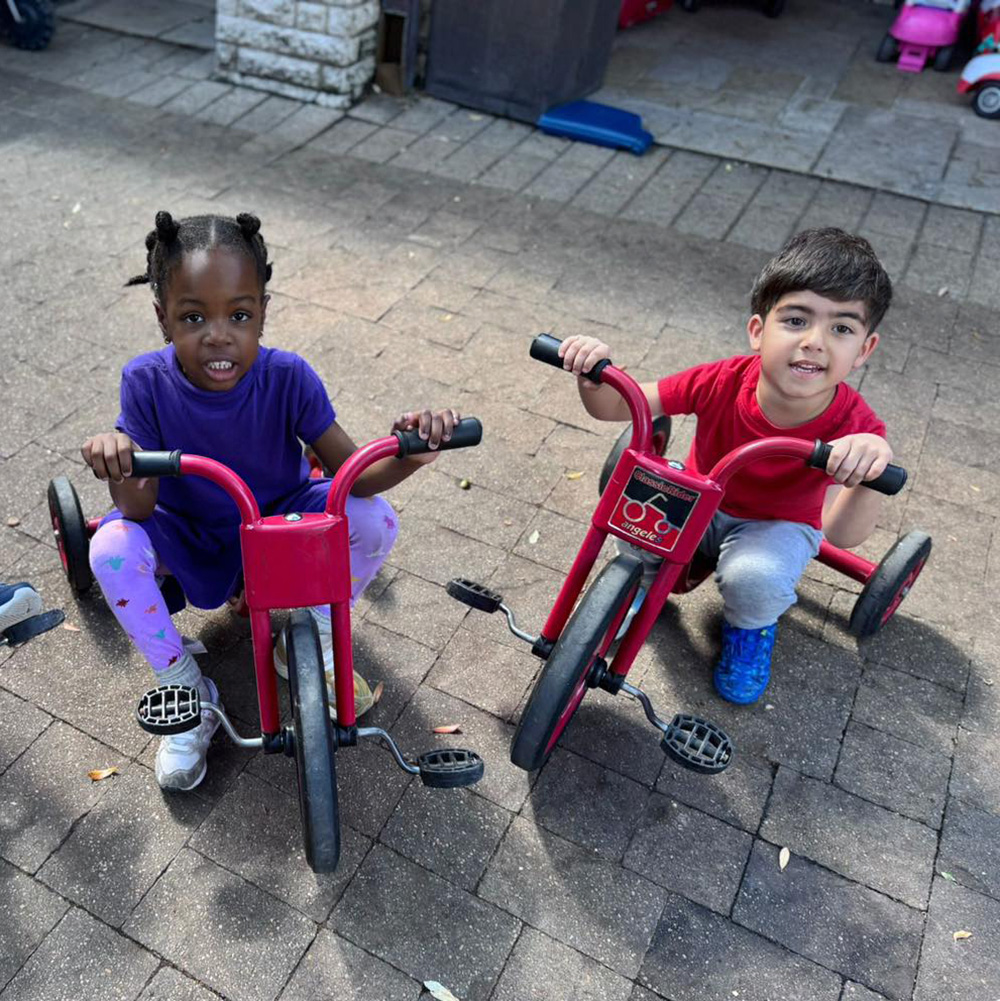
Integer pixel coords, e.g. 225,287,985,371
173,437,415,738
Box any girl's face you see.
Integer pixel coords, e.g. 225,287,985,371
155,247,268,392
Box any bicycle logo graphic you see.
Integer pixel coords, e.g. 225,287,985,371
621,492,685,535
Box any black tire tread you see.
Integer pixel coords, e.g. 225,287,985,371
287,610,340,873
849,531,931,639
876,33,899,63
597,415,672,498
511,555,642,771
47,476,93,594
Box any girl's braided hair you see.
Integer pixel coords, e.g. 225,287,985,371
126,211,272,300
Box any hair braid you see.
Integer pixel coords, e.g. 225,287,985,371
124,210,272,300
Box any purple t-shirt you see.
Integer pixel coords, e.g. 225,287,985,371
117,344,335,526
110,345,336,607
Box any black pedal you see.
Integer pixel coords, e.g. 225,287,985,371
661,714,733,774
136,684,202,735
446,578,503,614
417,748,485,788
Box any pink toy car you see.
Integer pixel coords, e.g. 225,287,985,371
877,0,972,72
957,0,1000,117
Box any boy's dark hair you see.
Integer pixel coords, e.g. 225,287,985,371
126,211,272,300
750,228,892,332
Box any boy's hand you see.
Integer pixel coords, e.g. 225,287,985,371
559,335,611,384
82,432,140,484
392,407,461,464
825,433,893,488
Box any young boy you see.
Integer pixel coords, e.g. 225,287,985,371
560,228,893,705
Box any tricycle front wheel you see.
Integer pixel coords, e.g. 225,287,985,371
598,416,672,497
849,531,931,639
286,609,340,873
511,555,642,771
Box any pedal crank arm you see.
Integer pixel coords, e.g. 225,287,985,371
620,681,670,733
446,578,537,646
357,725,420,775
499,602,537,646
202,703,263,749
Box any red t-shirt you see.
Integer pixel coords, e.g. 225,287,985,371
657,355,886,528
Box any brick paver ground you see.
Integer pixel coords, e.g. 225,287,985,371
1,19,999,1001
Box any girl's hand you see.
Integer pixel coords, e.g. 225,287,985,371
392,408,461,464
559,335,611,383
825,433,893,488
82,432,140,484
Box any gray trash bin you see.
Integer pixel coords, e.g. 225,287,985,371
424,0,620,123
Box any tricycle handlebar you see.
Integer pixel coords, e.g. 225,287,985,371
129,450,182,478
807,440,906,496
529,335,908,498
530,333,654,452
394,417,483,457
530,333,610,385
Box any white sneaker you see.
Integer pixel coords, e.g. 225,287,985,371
273,615,374,719
0,582,43,635
154,678,221,792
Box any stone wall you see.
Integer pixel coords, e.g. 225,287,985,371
215,0,379,109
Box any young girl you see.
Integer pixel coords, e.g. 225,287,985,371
82,210,460,792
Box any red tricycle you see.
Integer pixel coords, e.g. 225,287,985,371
449,336,930,774
46,420,486,873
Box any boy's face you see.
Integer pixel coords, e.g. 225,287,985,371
155,247,268,392
747,290,879,423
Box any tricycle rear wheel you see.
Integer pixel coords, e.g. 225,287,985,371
849,531,931,639
286,609,340,873
47,477,92,594
598,416,672,498
511,555,642,771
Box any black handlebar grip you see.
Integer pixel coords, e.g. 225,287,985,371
807,440,907,496
129,450,183,478
530,333,611,384
395,417,483,458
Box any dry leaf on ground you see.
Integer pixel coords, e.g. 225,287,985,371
458,478,471,490
62,623,81,632
432,724,462,734
953,930,972,940
778,846,790,871
527,529,540,545
371,681,384,706
423,982,461,1001
6,517,20,527
88,767,119,782
566,471,584,480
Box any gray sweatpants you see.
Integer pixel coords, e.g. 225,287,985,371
620,510,823,630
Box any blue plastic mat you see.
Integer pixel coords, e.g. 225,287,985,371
537,100,653,155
